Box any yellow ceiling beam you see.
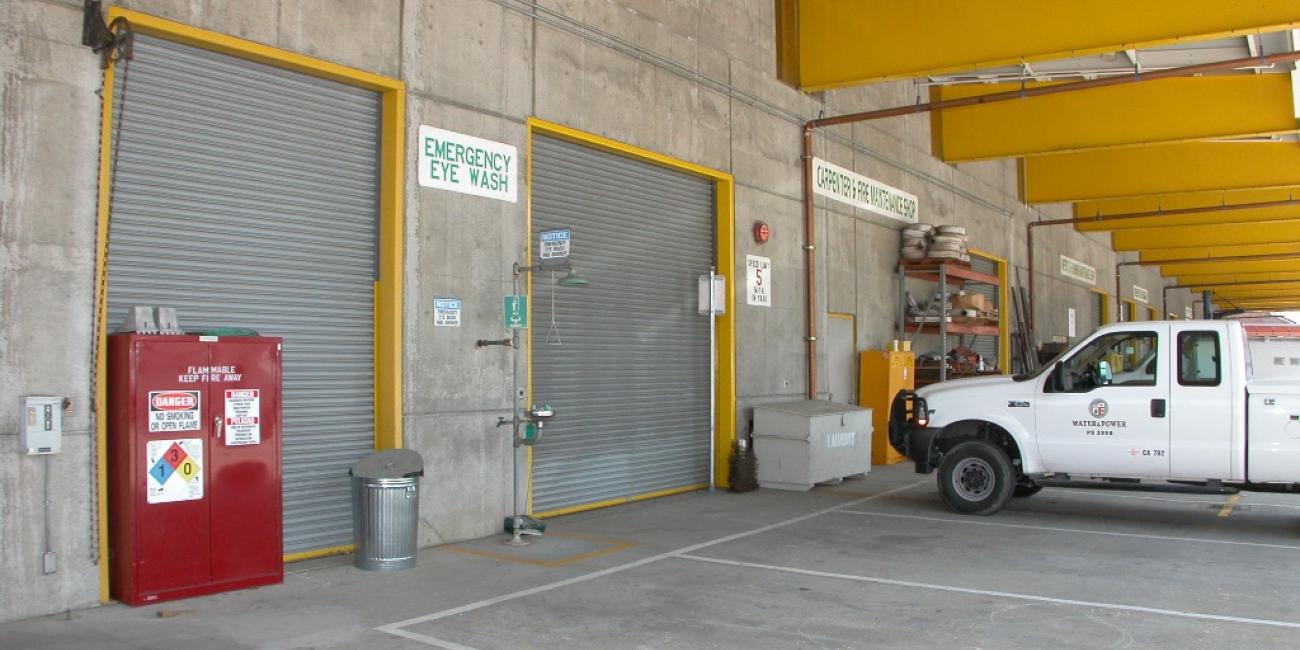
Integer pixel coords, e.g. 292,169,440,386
1176,271,1300,286
780,1,1300,90
1163,259,1300,277
1073,187,1300,232
1141,243,1300,263
932,76,1297,163
1204,284,1300,297
1215,297,1300,308
1113,219,1300,251
1022,143,1300,203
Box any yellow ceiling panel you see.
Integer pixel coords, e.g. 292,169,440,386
1022,143,1300,203
1140,243,1300,263
932,76,1296,162
1113,219,1300,251
1073,187,1300,231
1161,259,1300,277
782,1,1300,90
1176,271,1300,286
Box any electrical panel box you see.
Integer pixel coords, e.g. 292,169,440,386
108,334,284,606
19,396,63,455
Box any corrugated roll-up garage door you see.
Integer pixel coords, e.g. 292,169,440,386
968,254,1000,371
106,35,380,554
530,134,714,514
1092,292,1105,332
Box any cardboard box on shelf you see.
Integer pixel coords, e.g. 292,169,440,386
949,292,986,312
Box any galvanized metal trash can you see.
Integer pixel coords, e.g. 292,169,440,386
350,449,424,571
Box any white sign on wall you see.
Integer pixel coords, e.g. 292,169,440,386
1068,307,1076,338
417,125,517,202
1186,305,1195,319
434,298,462,327
1133,285,1150,303
811,157,918,225
1059,255,1096,285
746,255,771,307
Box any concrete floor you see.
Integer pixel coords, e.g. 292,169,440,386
4,463,1300,649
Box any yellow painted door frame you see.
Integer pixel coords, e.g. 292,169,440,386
94,8,405,598
523,117,736,517
1121,299,1139,322
969,248,1011,374
1090,288,1110,325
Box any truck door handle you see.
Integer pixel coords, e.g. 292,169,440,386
214,416,223,439
1151,399,1166,418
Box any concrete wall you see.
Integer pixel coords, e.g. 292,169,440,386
0,0,1189,622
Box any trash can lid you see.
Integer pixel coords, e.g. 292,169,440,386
350,449,424,478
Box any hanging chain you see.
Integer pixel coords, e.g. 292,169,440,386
87,19,133,564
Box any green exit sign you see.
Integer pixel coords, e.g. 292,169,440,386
503,295,527,329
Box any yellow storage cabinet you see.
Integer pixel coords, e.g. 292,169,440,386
858,350,914,465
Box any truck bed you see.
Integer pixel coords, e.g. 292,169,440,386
1246,380,1300,484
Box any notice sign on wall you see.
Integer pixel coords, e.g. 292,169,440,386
148,390,201,433
747,255,772,307
1133,285,1150,303
223,389,261,446
418,125,518,202
540,229,571,260
146,439,203,503
1186,305,1195,319
811,157,918,225
434,298,462,327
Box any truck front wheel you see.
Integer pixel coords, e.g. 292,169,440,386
937,440,1015,515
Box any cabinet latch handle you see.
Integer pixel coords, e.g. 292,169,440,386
214,416,223,439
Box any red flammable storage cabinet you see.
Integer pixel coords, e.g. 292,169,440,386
108,334,284,605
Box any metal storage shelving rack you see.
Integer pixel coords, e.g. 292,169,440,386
896,259,1000,384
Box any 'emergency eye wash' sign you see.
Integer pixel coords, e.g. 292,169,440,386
811,157,918,225
148,391,200,432
418,125,517,203
146,439,203,503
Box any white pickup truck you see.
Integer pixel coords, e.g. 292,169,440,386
889,320,1300,514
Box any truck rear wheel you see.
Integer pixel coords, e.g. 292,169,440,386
937,440,1015,515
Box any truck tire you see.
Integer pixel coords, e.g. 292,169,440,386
937,440,1015,515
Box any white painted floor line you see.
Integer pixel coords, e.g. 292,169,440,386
675,554,1300,630
381,626,480,650
374,479,930,645
1049,488,1300,510
831,509,1300,551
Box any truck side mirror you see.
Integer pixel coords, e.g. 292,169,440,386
1096,360,1112,385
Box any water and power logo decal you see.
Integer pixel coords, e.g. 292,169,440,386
1088,398,1109,418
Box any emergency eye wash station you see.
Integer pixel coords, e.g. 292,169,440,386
487,228,587,546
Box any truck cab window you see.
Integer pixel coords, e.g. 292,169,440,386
1047,332,1158,393
1178,331,1220,386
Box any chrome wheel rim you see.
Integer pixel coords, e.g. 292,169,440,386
952,457,995,501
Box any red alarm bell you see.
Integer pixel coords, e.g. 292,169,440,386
753,221,771,244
